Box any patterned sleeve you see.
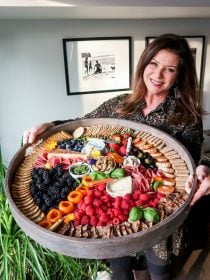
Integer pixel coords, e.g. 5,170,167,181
178,120,204,165
82,94,127,119
52,94,127,125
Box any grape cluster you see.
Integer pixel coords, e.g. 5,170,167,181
58,139,85,152
129,147,157,169
30,164,78,213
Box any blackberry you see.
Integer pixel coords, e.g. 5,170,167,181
40,204,48,214
49,168,56,176
67,177,73,185
38,168,45,176
42,171,50,184
34,197,43,206
56,164,63,177
36,191,42,197
45,197,52,207
30,184,37,195
50,186,60,194
62,186,71,193
50,194,58,201
62,171,70,180
72,181,79,189
61,192,67,199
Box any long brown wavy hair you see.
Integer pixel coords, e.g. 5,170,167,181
118,33,204,123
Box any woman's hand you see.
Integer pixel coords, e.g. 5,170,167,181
23,122,54,144
185,165,210,206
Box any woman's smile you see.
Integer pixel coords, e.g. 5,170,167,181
143,49,179,97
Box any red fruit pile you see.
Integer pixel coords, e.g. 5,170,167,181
73,183,164,227
107,133,131,156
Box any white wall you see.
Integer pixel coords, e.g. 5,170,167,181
1,18,210,166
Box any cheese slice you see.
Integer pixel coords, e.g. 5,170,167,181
106,176,133,198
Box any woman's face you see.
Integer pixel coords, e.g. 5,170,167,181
143,49,180,97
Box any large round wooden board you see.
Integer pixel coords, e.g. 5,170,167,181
5,118,196,259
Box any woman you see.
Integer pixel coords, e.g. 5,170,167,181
23,34,210,279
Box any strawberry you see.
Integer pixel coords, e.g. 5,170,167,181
122,132,131,139
121,138,128,146
108,142,121,152
119,145,127,156
112,134,122,143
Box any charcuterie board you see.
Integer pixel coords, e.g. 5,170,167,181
5,118,196,259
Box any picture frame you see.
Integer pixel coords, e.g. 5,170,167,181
145,36,206,88
63,37,132,95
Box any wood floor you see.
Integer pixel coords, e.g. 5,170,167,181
174,246,210,280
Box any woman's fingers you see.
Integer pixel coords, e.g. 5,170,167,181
185,174,194,194
190,175,210,206
23,123,54,144
195,165,210,181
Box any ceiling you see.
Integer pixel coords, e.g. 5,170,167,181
1,0,210,20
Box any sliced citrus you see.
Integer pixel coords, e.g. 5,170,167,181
157,185,175,195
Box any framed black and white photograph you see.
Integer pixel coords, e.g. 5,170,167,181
63,37,132,95
145,36,206,88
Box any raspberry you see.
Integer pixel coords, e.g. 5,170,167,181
107,201,112,208
119,214,127,222
101,194,112,203
99,213,109,223
86,205,95,216
77,200,83,209
148,201,155,207
74,220,81,226
124,193,132,201
88,189,94,196
84,195,93,205
97,183,106,191
121,200,129,210
129,201,135,208
115,196,122,203
157,192,165,199
81,215,90,225
113,208,122,217
101,195,109,203
74,208,85,218
132,192,140,201
93,198,102,207
123,209,129,216
135,199,143,206
154,198,159,204
90,216,98,226
113,217,120,225
101,205,108,212
113,201,121,209
140,194,149,202
107,208,114,218
94,189,102,198
79,202,87,212
97,221,106,226
97,208,104,215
